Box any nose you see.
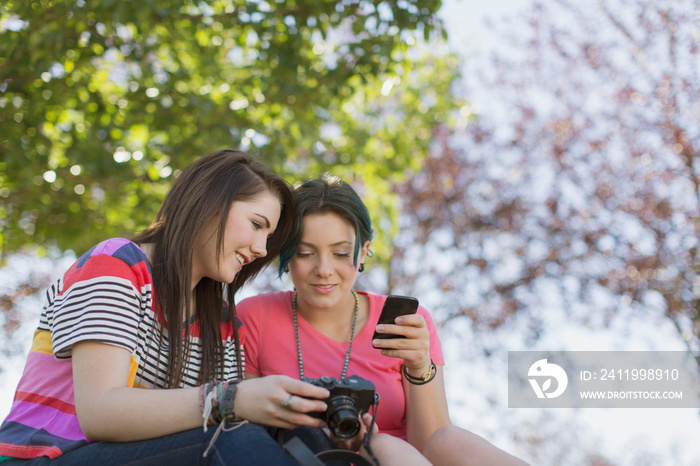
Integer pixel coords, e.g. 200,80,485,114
315,255,333,277
250,234,268,258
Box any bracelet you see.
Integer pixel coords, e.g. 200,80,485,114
216,381,229,423
402,359,437,385
200,380,248,458
200,380,244,426
199,382,211,414
200,382,218,427
219,379,243,423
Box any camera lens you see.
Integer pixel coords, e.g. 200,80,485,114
327,396,360,440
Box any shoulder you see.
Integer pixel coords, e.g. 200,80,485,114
237,291,293,316
360,292,425,311
77,238,148,266
359,291,388,309
361,291,436,320
237,291,293,346
62,238,152,290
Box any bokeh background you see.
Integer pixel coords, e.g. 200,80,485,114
2,1,700,464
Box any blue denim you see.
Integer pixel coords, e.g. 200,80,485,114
5,423,300,465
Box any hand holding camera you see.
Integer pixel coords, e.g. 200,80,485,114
301,375,379,441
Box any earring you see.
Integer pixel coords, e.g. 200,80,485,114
358,264,365,272
284,266,289,273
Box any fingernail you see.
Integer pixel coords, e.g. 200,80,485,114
375,325,384,332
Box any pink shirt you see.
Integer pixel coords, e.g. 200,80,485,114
237,290,444,440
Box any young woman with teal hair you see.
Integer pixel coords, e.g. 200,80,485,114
238,175,529,465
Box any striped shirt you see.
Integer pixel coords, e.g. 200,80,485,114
0,238,245,460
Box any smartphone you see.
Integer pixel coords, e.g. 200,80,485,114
372,295,419,341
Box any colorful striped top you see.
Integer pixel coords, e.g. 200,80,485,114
0,238,245,460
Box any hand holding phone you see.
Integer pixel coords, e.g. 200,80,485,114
372,295,419,341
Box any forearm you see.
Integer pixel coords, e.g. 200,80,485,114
73,341,206,442
403,366,451,452
77,385,202,442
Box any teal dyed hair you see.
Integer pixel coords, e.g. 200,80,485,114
278,175,373,276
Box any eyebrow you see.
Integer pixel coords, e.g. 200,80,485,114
254,213,271,229
299,240,353,247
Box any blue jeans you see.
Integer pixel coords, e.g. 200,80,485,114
6,423,300,465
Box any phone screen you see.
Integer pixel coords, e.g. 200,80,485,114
372,295,419,341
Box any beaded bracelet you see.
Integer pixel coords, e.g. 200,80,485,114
218,379,242,423
199,380,248,459
402,359,437,385
200,380,243,426
215,381,229,423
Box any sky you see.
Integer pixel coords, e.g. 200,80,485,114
437,0,700,464
439,0,528,54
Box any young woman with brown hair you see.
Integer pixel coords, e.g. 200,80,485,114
0,150,332,465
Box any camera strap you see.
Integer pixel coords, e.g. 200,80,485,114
359,400,380,466
282,436,325,466
282,432,379,466
316,448,376,466
283,436,377,466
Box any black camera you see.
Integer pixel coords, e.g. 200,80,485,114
303,375,378,441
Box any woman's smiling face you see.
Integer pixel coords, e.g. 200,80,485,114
192,190,281,288
289,212,369,311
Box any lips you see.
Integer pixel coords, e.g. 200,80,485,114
236,253,249,267
312,284,337,294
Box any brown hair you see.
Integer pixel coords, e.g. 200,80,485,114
132,149,296,387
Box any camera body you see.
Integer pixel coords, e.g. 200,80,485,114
303,375,378,440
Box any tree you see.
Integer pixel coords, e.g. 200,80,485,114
0,0,460,358
391,0,700,369
0,0,454,258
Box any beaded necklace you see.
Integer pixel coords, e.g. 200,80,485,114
292,290,359,380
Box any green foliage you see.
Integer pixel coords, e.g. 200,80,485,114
0,0,458,261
